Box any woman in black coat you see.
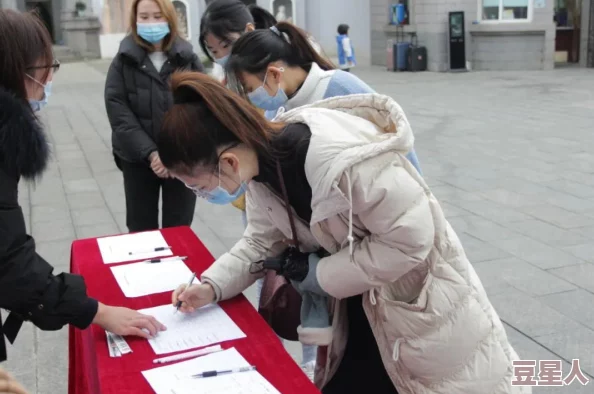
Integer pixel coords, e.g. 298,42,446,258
0,10,164,362
105,0,204,232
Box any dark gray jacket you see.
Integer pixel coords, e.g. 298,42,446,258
105,35,204,164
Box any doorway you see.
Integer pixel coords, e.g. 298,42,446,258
26,1,54,42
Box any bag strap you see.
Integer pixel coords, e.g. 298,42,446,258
275,160,300,250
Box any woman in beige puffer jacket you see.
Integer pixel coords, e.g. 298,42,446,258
159,71,530,394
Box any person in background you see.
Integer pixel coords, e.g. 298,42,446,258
0,9,165,363
225,22,421,171
199,0,277,82
336,24,356,72
161,72,528,394
0,368,27,394
105,0,204,233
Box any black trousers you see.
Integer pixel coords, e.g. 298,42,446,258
322,295,398,394
120,159,197,232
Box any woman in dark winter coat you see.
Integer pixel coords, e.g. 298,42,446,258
0,10,165,363
105,0,204,232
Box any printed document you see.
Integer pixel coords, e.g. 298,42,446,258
97,231,172,264
142,347,280,394
138,304,246,355
111,260,198,297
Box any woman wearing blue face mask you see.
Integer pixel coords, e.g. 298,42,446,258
0,9,166,363
226,22,422,173
105,0,204,233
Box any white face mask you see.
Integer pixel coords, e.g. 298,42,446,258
27,75,52,112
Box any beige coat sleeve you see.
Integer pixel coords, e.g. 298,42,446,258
201,190,286,302
316,157,435,299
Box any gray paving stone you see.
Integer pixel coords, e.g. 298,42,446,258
457,232,512,263
479,188,540,208
30,187,68,206
543,179,594,199
76,223,120,240
489,287,583,339
489,236,584,270
66,191,107,210
536,327,594,378
563,243,594,264
36,329,68,394
448,216,520,242
31,204,70,224
1,323,36,373
504,220,591,247
36,240,74,271
519,204,594,230
474,258,576,296
539,289,594,331
428,184,484,203
59,166,93,182
70,207,115,227
549,263,594,294
438,201,472,218
64,178,101,194
32,219,76,243
448,199,532,224
10,371,37,394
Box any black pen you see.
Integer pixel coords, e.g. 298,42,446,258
191,365,256,378
141,256,187,264
128,246,171,255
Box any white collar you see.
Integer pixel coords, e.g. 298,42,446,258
283,63,334,111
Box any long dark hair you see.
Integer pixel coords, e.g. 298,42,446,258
158,71,285,175
225,22,335,95
199,0,277,62
0,10,53,103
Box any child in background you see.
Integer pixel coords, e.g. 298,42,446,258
336,24,355,71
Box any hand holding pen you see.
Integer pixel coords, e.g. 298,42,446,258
172,275,216,314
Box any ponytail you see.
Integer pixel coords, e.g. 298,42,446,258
158,71,284,174
227,22,335,92
247,4,277,29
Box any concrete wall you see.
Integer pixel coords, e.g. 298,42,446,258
304,0,371,66
370,0,555,71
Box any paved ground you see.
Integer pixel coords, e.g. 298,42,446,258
2,60,594,393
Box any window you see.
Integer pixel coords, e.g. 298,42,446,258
481,0,530,22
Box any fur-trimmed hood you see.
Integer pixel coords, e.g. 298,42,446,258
0,87,49,179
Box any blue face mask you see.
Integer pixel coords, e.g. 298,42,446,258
27,76,52,112
215,54,230,67
137,22,170,44
185,166,248,205
247,68,288,111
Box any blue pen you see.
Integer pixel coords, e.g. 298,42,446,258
191,365,256,378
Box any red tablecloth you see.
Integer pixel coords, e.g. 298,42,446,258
68,226,319,394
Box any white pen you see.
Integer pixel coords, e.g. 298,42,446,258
191,365,256,379
128,246,171,255
152,345,223,364
141,256,187,264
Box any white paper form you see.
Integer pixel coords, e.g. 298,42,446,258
138,304,246,355
97,231,173,264
110,260,199,298
142,348,280,394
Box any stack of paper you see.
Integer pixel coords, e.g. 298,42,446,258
111,260,198,298
97,231,173,264
138,304,246,355
142,348,280,394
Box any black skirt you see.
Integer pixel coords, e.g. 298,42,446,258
322,295,398,394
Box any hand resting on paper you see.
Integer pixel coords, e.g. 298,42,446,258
92,303,166,339
171,283,215,313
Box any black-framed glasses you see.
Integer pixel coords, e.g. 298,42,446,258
27,59,61,74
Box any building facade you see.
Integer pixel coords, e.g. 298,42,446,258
372,0,557,71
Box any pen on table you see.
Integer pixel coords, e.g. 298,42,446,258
153,345,223,364
142,256,187,264
191,365,256,379
128,246,171,255
175,271,197,313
